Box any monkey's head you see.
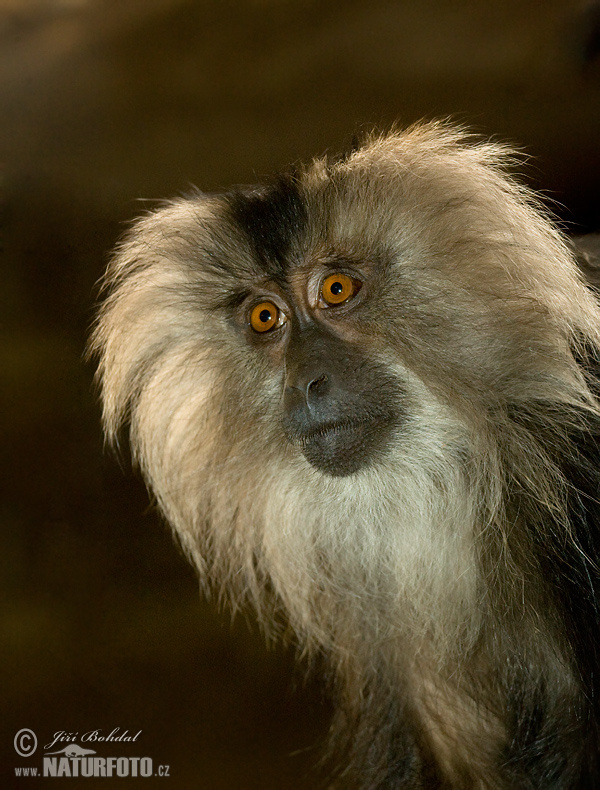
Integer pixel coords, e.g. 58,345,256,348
91,123,600,645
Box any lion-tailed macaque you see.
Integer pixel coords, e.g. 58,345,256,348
91,123,600,787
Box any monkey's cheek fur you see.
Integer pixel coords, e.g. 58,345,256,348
292,418,396,477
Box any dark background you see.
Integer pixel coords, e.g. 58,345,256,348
2,1,600,787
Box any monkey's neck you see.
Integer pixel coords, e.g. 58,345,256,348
328,608,582,789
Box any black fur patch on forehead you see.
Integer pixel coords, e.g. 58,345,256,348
225,173,307,283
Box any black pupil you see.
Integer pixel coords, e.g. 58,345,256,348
259,309,272,323
330,281,344,295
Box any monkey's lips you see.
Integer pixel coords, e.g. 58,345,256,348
292,417,390,477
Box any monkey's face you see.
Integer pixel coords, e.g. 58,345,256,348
211,165,558,482
231,265,406,477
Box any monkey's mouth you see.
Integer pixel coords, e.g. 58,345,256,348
292,417,392,477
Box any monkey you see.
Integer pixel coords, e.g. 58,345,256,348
90,122,600,788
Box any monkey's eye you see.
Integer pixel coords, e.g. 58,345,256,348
320,273,361,306
249,301,284,333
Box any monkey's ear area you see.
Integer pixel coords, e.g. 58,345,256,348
86,198,228,447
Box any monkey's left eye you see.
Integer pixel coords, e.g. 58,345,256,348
249,301,284,333
320,273,361,306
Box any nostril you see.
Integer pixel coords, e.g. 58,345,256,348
307,374,329,399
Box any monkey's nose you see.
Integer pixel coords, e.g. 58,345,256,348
284,372,331,418
306,373,329,402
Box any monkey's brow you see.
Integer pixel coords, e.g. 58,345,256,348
214,288,252,311
225,174,307,282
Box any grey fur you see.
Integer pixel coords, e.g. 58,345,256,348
90,123,600,787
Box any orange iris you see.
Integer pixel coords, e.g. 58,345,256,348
250,301,279,332
321,273,359,305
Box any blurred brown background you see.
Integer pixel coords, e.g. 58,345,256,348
2,1,600,787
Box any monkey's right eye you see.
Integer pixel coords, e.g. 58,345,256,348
249,301,284,333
